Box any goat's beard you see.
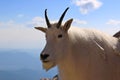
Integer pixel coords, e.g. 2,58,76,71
42,62,56,71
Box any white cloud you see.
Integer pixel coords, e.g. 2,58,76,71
105,19,120,35
106,19,120,25
0,28,45,49
0,19,46,49
72,0,102,14
74,19,87,24
27,17,46,28
0,20,27,31
17,14,24,18
0,22,4,26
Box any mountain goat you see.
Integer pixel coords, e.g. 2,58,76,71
35,7,120,80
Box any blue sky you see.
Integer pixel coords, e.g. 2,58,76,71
0,0,120,49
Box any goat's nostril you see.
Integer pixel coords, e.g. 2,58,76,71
41,54,49,60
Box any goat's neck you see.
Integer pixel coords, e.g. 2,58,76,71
57,51,82,80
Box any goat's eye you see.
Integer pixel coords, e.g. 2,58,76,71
58,34,63,38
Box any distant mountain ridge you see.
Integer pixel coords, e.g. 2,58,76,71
0,49,58,80
0,49,41,70
0,69,40,80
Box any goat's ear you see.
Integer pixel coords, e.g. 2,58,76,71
34,27,47,33
63,18,73,32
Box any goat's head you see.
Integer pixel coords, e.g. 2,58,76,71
35,7,73,71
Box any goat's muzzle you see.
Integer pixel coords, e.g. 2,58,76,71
40,54,49,62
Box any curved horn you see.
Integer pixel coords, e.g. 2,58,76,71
57,7,69,28
45,9,51,28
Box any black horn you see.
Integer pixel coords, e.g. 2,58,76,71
57,7,69,28
45,9,51,28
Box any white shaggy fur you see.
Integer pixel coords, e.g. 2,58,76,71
58,27,120,80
